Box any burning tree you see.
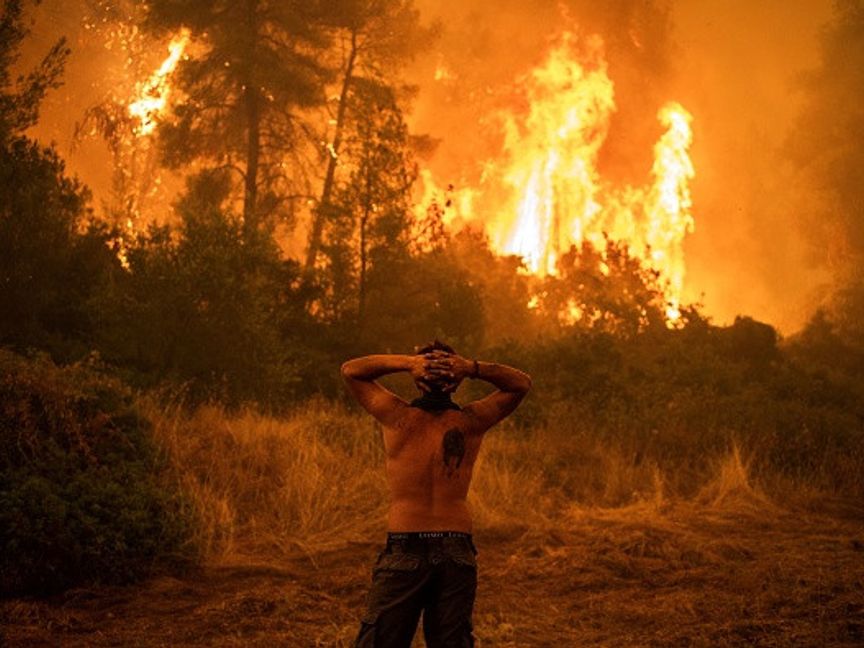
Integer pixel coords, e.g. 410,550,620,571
74,15,190,257
141,0,332,239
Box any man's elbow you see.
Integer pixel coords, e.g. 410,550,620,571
503,371,532,395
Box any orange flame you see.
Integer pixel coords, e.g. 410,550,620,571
647,103,695,319
419,32,696,320
129,29,190,136
494,33,614,275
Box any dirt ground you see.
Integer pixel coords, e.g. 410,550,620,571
3,498,864,647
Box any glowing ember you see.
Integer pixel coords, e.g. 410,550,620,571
128,29,190,136
420,32,696,320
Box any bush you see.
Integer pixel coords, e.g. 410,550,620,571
93,170,313,410
0,137,118,361
492,315,864,498
0,350,194,596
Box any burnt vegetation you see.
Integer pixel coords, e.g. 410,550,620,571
1,0,863,620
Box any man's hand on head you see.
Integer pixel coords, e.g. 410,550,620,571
421,352,474,393
433,353,472,380
411,354,451,392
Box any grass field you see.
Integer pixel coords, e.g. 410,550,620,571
3,403,864,646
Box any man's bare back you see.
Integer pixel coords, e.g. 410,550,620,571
342,341,531,647
383,407,483,532
341,344,532,532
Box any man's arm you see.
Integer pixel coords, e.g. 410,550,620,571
433,353,532,431
341,354,431,426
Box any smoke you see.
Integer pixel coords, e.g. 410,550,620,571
786,1,864,279
669,0,836,332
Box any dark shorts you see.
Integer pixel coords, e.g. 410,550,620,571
354,532,478,648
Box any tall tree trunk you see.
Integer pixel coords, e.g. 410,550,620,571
244,87,260,239
303,29,358,279
242,0,260,241
358,161,372,322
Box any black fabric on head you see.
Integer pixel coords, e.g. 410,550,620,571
409,391,462,412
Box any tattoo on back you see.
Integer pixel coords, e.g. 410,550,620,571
442,427,466,477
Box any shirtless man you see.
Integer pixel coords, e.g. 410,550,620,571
342,340,532,647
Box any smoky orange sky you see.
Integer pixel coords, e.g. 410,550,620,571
26,0,835,333
668,0,833,332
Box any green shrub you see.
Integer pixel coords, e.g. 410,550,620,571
0,350,194,596
490,316,864,498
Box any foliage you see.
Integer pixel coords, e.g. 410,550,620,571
0,0,114,361
94,170,315,408
0,136,119,360
361,242,487,354
787,307,864,380
535,237,670,337
495,312,864,496
0,349,194,596
0,0,70,143
143,0,331,232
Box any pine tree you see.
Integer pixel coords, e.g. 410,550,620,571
324,81,417,323
303,0,434,278
142,0,331,238
0,0,69,143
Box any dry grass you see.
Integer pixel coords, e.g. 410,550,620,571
5,402,862,646
147,401,859,562
149,402,691,560
147,400,391,558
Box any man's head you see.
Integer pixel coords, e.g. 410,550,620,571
415,339,456,357
414,339,456,394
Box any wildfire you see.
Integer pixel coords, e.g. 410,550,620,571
646,103,695,319
421,32,696,320
128,29,190,136
495,33,614,276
